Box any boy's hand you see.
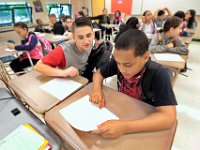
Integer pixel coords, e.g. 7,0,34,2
91,120,126,139
63,66,79,77
7,44,15,49
90,90,105,108
167,43,174,49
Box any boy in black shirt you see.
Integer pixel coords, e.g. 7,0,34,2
90,29,177,139
49,14,65,35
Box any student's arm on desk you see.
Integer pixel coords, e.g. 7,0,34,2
34,60,79,77
92,105,176,139
149,35,168,53
90,69,105,108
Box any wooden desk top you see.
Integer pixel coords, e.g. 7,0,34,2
150,54,187,70
180,36,192,44
45,83,176,150
0,42,20,57
8,71,88,114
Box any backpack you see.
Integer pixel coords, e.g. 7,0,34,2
82,41,113,82
36,35,52,56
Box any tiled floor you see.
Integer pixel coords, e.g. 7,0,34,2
1,41,199,150
103,41,200,150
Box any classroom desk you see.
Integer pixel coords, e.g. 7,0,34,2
8,70,88,114
150,54,188,85
180,36,193,47
45,83,177,150
35,32,68,46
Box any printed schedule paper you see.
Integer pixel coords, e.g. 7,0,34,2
40,78,82,100
154,53,185,62
60,95,119,131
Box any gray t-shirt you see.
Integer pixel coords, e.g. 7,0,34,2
59,40,92,73
154,15,168,27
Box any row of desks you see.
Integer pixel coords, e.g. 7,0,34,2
6,70,177,150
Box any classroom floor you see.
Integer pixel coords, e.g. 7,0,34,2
0,41,199,150
103,41,200,150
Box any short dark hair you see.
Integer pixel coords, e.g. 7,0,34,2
115,29,149,57
174,11,185,20
71,17,92,33
65,15,72,20
143,10,151,16
158,10,165,16
161,16,182,33
14,22,28,31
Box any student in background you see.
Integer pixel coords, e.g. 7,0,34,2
113,10,123,25
34,19,50,33
90,29,177,139
35,17,94,78
115,17,139,42
174,11,187,36
153,7,172,27
60,13,66,26
7,22,43,73
185,9,197,29
149,16,189,55
90,8,111,41
140,10,157,34
63,16,73,38
49,14,65,35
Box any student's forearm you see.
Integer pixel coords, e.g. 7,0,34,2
149,45,168,53
168,47,189,55
92,70,104,92
123,106,176,133
34,61,65,77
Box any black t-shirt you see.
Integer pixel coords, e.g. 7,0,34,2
100,58,177,107
52,21,65,35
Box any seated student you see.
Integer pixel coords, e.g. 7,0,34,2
113,10,123,25
185,9,197,29
63,16,73,38
90,8,112,41
153,7,172,27
34,17,94,78
149,16,189,55
60,13,66,27
140,10,157,34
34,19,50,33
7,22,43,73
90,29,177,139
174,11,187,36
115,17,139,42
49,14,65,35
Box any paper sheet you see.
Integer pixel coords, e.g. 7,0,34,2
40,78,82,100
0,125,44,150
60,95,119,131
52,35,65,39
154,53,185,62
4,48,15,52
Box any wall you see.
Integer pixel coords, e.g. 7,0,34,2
91,0,104,16
71,0,92,17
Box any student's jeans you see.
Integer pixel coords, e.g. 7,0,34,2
10,57,38,73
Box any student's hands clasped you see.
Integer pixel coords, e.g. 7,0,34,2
90,90,105,108
167,43,174,49
91,120,126,139
63,66,79,77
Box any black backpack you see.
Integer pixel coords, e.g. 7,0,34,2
82,41,113,82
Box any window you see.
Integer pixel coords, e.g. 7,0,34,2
0,2,32,27
47,4,71,19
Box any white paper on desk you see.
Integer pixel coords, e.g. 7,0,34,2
0,125,44,150
60,95,119,131
40,78,82,100
154,53,185,62
52,35,65,39
4,48,15,52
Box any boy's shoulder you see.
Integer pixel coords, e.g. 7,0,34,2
59,40,76,51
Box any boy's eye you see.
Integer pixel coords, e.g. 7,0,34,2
125,64,133,68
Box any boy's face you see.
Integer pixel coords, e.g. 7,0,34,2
65,18,73,29
73,26,94,52
114,49,149,79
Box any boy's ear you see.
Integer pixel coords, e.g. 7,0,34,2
144,51,150,62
